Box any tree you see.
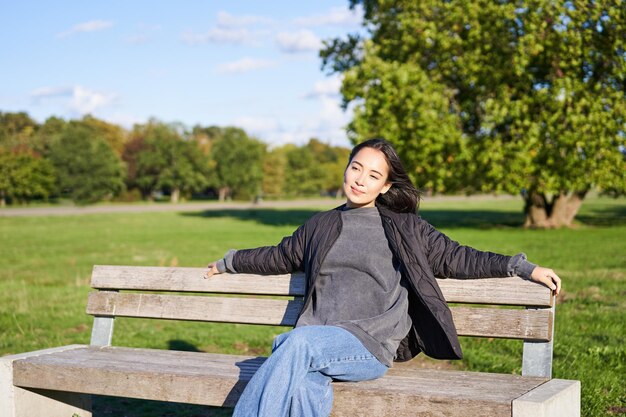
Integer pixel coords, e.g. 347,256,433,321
30,116,67,156
80,115,127,157
131,121,209,203
211,127,265,201
0,112,38,148
0,149,56,206
48,121,125,204
305,139,351,197
322,0,626,227
284,144,328,196
262,147,288,198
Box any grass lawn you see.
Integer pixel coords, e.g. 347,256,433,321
1,195,624,416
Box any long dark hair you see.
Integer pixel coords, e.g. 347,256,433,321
348,138,421,213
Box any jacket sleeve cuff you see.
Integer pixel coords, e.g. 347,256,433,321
507,253,537,280
223,249,238,273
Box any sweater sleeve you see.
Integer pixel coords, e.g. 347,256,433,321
506,252,537,280
215,249,238,273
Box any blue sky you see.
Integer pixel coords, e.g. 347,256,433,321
1,1,365,147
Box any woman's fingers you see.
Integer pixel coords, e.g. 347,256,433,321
531,267,562,295
205,262,219,279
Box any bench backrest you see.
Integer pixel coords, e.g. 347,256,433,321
87,265,555,378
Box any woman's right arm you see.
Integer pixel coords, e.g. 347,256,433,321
205,223,306,279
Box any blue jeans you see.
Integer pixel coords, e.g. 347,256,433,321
232,325,389,417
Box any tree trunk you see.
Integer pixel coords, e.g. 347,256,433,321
523,190,587,228
170,188,180,204
336,187,344,199
0,190,5,207
218,187,229,202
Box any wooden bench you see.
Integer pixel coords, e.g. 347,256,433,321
1,265,580,417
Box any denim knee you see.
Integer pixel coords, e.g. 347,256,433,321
272,327,316,353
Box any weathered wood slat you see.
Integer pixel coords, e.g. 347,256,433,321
86,291,303,326
452,307,553,341
91,265,306,296
87,292,552,340
437,277,553,307
12,346,546,416
92,265,552,306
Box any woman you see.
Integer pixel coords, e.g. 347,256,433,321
205,138,561,417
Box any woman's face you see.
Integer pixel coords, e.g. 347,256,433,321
343,147,392,209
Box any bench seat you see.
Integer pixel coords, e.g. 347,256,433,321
12,344,550,416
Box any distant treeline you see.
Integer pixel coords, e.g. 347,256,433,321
0,111,350,206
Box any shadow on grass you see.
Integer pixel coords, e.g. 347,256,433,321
182,201,626,230
182,209,323,228
183,207,526,229
168,339,204,352
419,209,524,229
576,204,626,226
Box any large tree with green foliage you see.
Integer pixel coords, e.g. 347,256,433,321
322,0,626,227
48,121,125,204
211,127,265,201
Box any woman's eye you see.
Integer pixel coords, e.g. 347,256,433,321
370,176,379,180
351,166,359,171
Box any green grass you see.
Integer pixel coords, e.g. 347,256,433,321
1,196,624,416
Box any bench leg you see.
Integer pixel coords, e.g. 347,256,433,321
512,379,580,417
0,345,92,417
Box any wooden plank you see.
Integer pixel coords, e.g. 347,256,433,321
86,291,552,340
452,307,553,341
86,291,303,326
92,266,552,306
437,277,553,307
91,265,306,296
13,346,546,416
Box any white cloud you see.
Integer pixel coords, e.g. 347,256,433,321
57,20,115,38
181,27,254,45
31,85,118,115
318,96,348,130
275,30,322,53
233,116,279,135
70,86,118,114
216,57,275,74
230,97,350,148
31,86,74,99
293,6,362,27
304,76,342,99
216,11,274,27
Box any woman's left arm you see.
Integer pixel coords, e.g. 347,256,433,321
421,219,561,294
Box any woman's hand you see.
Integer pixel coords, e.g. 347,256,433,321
530,266,562,295
205,261,221,279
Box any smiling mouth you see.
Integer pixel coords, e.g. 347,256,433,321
350,186,365,195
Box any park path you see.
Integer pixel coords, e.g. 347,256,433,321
0,195,516,217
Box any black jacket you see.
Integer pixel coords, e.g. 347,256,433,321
232,204,512,361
